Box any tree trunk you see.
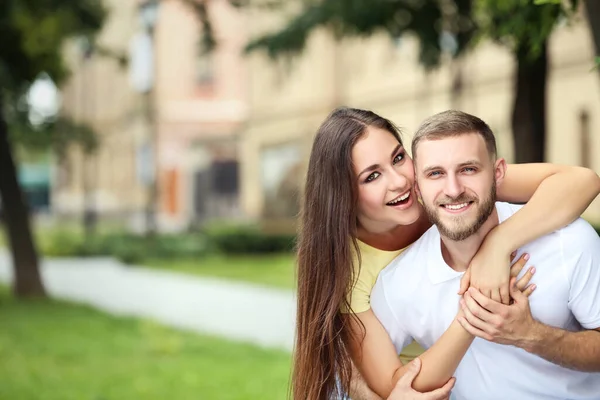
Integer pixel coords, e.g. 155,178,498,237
584,0,600,79
511,42,548,163
0,97,46,298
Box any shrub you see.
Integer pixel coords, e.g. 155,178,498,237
204,224,295,254
40,230,85,257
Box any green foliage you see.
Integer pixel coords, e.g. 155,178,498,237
37,223,295,263
0,0,106,91
0,286,291,399
40,231,211,265
476,0,578,60
205,224,296,254
9,113,99,157
245,0,476,69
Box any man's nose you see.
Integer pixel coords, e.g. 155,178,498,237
444,174,464,199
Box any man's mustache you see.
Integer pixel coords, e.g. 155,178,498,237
435,194,477,206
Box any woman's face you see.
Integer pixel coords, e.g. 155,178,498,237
352,126,422,233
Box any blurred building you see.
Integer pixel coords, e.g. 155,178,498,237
56,0,248,231
241,10,600,228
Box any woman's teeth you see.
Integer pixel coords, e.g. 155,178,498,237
444,202,469,210
387,192,410,205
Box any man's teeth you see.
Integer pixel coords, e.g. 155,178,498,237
444,203,469,210
388,192,410,205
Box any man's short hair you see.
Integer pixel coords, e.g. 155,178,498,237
411,110,497,161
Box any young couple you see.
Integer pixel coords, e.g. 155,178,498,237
294,107,600,400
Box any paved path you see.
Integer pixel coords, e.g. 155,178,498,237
0,252,296,351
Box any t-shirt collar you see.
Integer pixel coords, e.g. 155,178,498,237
427,202,512,285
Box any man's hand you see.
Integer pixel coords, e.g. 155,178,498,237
387,358,455,400
457,278,538,346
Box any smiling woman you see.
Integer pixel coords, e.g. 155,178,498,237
353,127,421,236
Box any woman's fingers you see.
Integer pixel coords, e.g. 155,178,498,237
522,283,537,298
516,266,536,291
509,253,529,278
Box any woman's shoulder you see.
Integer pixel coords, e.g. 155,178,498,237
342,242,406,314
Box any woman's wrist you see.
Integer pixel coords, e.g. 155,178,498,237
484,223,517,255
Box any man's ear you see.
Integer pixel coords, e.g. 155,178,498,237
494,158,507,187
415,181,422,202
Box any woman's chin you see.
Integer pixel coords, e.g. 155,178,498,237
389,203,422,226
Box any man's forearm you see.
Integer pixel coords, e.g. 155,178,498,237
520,322,600,372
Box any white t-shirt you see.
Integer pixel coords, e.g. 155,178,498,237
371,202,600,400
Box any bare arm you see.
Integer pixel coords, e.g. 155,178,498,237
464,164,600,303
348,259,534,398
459,283,600,372
522,325,600,372
496,163,600,252
348,360,382,400
346,310,471,397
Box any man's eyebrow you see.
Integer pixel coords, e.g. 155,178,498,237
457,160,483,168
420,160,483,175
420,165,440,175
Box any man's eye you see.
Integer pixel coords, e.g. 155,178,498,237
429,171,442,177
462,167,476,173
366,172,380,182
393,152,405,164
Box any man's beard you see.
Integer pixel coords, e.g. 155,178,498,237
422,180,496,241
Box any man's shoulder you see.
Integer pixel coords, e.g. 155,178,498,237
556,217,600,251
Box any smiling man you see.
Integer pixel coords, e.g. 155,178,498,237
370,110,600,399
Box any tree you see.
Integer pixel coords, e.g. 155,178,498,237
583,0,600,74
244,0,584,163
478,0,577,162
0,0,106,297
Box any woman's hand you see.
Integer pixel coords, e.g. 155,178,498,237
387,358,455,400
458,237,531,305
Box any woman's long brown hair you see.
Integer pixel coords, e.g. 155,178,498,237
294,107,403,400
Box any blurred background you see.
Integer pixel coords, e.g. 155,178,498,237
0,0,599,399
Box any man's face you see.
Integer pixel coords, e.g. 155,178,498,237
414,133,504,241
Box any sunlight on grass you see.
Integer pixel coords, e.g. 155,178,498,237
0,286,291,400
143,254,296,289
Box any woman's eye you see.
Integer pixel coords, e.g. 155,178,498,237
365,172,380,182
393,152,405,164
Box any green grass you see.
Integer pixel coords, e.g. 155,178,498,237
143,254,296,290
0,286,291,400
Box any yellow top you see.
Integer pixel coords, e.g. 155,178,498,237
342,240,407,314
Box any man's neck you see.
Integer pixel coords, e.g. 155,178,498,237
440,208,500,272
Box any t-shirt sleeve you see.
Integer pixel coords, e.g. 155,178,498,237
562,220,600,329
341,272,373,314
371,273,413,354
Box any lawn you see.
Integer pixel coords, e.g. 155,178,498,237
0,286,292,400
143,254,296,289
